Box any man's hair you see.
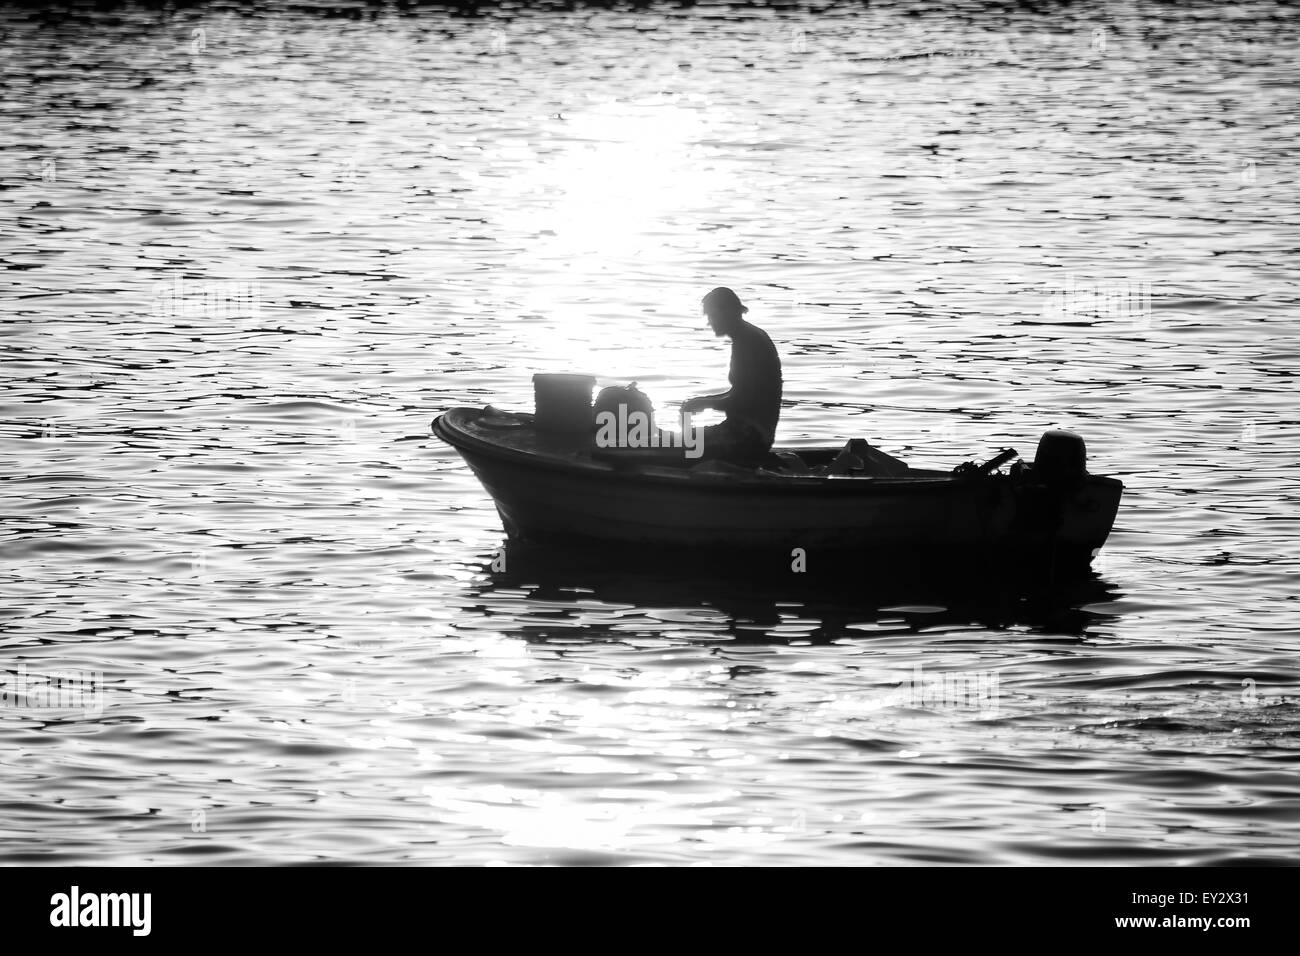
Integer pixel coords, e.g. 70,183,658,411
702,287,748,314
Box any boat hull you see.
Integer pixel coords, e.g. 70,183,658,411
432,407,1122,573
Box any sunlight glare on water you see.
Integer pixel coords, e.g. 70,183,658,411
501,97,736,383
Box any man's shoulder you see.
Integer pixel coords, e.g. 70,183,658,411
735,320,778,351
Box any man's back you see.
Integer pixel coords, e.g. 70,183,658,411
726,320,782,447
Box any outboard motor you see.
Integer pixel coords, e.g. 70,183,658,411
1033,429,1087,486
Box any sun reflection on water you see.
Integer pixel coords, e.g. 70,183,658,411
497,98,739,391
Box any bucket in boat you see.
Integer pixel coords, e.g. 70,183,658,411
532,373,596,433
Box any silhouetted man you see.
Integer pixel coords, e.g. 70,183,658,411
681,287,782,462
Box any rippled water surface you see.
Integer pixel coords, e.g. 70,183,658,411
2,0,1299,864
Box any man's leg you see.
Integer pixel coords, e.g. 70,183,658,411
697,420,768,465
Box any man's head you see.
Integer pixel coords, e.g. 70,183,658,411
702,287,747,337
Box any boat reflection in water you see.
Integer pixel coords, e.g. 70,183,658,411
464,539,1125,647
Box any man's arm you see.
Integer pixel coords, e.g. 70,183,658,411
681,390,732,415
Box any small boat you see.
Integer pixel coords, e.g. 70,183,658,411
431,403,1124,576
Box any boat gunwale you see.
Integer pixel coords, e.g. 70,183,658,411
433,408,1040,496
